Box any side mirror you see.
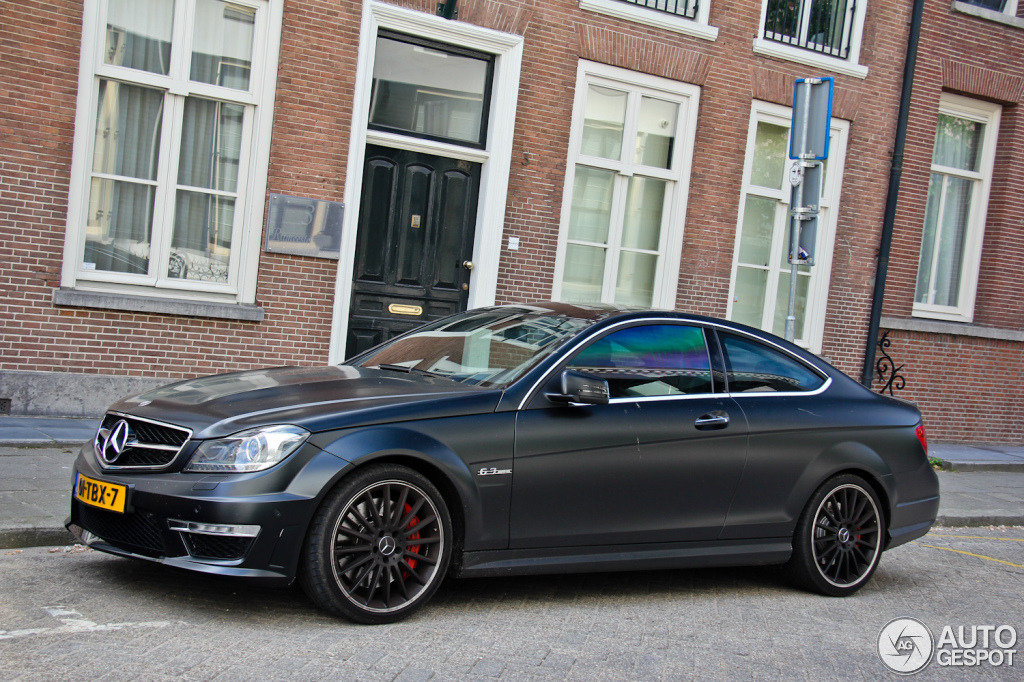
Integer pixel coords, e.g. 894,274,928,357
546,370,609,405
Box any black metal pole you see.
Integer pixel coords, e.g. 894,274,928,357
861,0,926,387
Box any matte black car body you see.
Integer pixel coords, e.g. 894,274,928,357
68,303,939,617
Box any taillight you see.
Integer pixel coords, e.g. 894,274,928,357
916,423,928,455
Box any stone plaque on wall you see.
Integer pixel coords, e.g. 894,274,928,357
265,193,343,260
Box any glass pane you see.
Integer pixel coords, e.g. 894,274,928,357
567,167,615,244
561,243,606,303
933,114,985,172
750,122,788,190
104,0,174,75
621,177,666,251
614,251,657,307
83,178,155,275
914,173,943,304
581,85,627,161
935,176,973,306
370,37,491,145
92,80,164,181
732,267,768,328
177,98,245,192
771,271,811,338
764,0,800,39
720,332,824,392
169,190,233,283
808,0,850,50
738,195,777,266
570,325,712,397
635,97,678,169
191,0,255,90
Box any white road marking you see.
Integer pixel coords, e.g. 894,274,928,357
0,605,172,640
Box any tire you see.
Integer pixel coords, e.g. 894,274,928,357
784,473,884,597
299,463,452,624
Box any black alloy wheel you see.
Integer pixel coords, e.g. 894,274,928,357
300,464,452,624
784,474,884,597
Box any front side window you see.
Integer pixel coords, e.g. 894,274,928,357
719,332,824,393
554,62,699,309
68,0,279,297
726,102,848,352
913,95,1000,322
568,325,713,397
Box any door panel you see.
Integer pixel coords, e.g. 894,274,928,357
347,145,481,358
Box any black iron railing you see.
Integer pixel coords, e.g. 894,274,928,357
763,0,855,59
875,330,906,396
614,0,699,20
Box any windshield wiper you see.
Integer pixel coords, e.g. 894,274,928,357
376,364,451,380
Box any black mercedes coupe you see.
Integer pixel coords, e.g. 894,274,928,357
68,303,939,623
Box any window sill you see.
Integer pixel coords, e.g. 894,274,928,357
578,0,719,41
881,316,1024,342
52,287,265,322
752,39,869,79
951,1,1024,29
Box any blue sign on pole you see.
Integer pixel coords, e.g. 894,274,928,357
789,77,834,160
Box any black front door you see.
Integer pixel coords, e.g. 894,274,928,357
347,145,481,358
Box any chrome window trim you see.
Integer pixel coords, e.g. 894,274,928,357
519,317,830,410
94,411,193,471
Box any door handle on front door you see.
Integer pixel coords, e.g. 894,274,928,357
462,260,474,271
694,412,730,430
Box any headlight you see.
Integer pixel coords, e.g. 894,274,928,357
185,425,309,473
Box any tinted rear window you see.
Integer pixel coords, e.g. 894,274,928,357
719,332,824,393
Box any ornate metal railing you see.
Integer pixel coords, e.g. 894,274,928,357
875,330,906,396
614,0,699,20
762,0,855,59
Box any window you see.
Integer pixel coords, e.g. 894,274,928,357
957,0,1018,13
753,0,869,78
913,95,1000,323
64,0,281,301
719,332,824,393
577,0,718,41
568,325,713,397
554,62,700,309
369,33,494,148
726,101,848,353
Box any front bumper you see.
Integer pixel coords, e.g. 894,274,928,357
67,441,352,585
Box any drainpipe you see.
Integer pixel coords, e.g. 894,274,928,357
861,0,926,387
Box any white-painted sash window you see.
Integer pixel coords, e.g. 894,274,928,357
63,0,282,301
913,94,1000,323
726,101,848,352
554,62,700,309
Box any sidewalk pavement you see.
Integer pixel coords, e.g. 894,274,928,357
0,416,1021,549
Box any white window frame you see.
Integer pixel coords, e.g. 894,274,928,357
577,0,718,41
752,0,869,79
912,93,1001,323
725,100,849,354
326,1,524,363
552,61,701,310
61,0,283,304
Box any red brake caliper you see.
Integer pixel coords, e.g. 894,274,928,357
402,502,421,579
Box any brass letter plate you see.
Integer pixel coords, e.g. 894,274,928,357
388,304,423,316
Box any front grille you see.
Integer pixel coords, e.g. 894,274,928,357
95,413,191,469
181,533,254,561
79,505,166,557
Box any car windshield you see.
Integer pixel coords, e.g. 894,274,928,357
350,306,596,389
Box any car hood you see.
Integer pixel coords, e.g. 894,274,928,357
109,365,503,439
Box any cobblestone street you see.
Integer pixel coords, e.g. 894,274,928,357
1,527,1021,680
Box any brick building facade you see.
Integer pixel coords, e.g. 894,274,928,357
0,0,1019,442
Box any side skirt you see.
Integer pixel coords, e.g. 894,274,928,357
458,538,792,578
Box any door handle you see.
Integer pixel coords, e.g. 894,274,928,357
462,260,474,271
694,412,730,430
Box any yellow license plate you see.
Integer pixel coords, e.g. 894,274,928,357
75,473,127,513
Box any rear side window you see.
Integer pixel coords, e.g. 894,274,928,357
719,332,824,393
568,325,713,398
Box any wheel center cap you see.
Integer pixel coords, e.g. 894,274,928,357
378,535,396,556
838,528,851,544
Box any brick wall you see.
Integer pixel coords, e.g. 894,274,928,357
874,0,1024,442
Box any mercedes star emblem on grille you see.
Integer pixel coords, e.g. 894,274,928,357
102,419,133,464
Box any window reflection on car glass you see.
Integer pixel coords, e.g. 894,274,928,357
568,325,712,398
719,332,824,393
